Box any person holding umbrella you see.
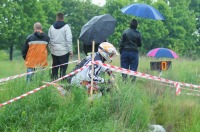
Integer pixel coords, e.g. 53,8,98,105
119,19,142,82
79,14,117,56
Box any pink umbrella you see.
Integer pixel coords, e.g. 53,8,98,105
147,48,179,59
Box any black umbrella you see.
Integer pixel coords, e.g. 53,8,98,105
79,14,117,45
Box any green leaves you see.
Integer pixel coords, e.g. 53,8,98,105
0,0,199,59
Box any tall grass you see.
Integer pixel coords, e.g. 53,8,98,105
0,56,200,131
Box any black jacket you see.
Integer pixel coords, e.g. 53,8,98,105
119,29,142,53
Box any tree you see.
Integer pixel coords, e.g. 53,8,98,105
40,0,62,32
104,0,133,47
61,0,102,53
166,0,198,56
104,0,168,54
0,0,47,60
0,0,7,49
189,0,200,55
0,0,24,60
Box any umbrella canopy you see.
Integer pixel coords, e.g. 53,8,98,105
79,14,117,45
121,3,164,20
147,48,179,59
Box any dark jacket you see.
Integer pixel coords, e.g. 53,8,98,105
22,31,50,68
119,29,142,53
53,21,66,29
83,40,107,56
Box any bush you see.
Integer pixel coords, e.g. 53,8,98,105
0,50,8,61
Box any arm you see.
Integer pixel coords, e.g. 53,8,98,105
137,32,142,47
65,25,73,56
87,61,108,83
119,32,126,54
21,36,30,60
48,26,52,45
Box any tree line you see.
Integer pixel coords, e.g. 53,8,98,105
0,0,199,60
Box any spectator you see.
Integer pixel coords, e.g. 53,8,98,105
22,22,50,82
82,40,107,56
48,12,73,80
119,19,142,82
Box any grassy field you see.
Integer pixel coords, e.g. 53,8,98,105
0,55,200,131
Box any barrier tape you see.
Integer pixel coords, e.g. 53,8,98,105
1,61,200,108
159,82,200,94
0,60,78,83
0,64,90,108
175,82,181,96
93,62,200,94
186,93,200,97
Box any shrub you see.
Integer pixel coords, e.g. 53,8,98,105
0,50,8,61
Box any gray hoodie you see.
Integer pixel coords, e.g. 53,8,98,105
48,21,72,56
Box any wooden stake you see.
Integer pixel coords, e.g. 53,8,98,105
77,39,80,63
90,41,95,98
42,81,66,99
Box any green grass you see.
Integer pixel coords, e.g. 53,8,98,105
0,55,200,131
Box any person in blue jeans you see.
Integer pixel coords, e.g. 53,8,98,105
22,22,49,82
119,19,142,82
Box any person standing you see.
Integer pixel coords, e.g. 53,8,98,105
119,19,142,82
82,40,107,56
48,12,73,80
22,22,50,82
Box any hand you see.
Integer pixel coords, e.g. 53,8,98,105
99,78,105,84
69,51,73,57
106,69,112,76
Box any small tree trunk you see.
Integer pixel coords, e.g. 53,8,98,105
9,44,13,61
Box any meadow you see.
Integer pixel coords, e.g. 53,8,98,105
0,55,200,131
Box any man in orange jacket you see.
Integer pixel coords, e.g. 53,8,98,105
22,22,50,82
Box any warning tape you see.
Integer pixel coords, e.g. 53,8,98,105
93,61,200,95
186,93,200,97
175,82,181,96
0,60,78,83
0,64,89,108
1,61,199,108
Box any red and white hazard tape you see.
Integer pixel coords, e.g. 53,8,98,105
0,60,78,83
1,61,200,108
186,93,200,97
175,82,181,96
0,64,89,108
93,62,200,95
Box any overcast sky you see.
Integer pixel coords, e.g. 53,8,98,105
92,0,106,6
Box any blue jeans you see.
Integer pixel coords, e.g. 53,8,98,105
120,51,139,82
26,68,35,82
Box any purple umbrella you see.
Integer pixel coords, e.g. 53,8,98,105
147,48,179,59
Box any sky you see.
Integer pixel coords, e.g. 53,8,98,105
92,0,106,6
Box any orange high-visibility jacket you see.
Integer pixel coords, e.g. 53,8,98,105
22,31,50,68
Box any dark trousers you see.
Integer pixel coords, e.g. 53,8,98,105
120,51,139,82
51,53,69,80
83,43,100,56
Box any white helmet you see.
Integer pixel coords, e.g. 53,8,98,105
98,42,118,63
